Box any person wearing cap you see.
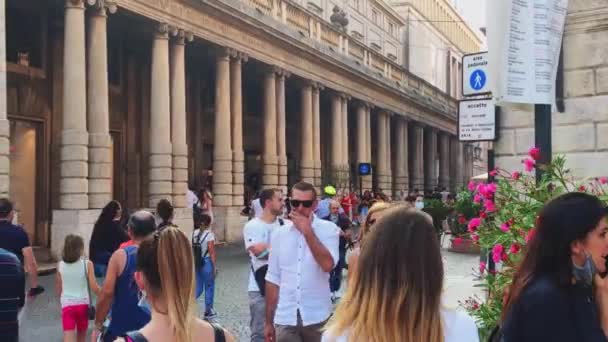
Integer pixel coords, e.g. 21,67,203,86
315,185,344,219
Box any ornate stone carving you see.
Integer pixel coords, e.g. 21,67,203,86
86,0,117,14
330,6,348,32
155,22,170,39
273,67,290,79
172,29,194,45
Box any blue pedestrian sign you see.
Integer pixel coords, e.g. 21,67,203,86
470,69,486,91
358,163,372,176
463,52,490,97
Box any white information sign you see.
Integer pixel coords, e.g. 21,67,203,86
487,0,568,105
462,52,489,96
459,99,496,141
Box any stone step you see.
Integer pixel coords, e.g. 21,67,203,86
33,246,54,263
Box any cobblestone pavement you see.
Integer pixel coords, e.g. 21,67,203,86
19,244,481,341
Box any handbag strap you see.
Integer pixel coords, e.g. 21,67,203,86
210,322,226,342
83,258,92,306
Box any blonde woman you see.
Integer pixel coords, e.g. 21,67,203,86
116,227,234,342
346,201,394,281
323,207,478,342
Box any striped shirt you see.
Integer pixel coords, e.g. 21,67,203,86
0,248,25,341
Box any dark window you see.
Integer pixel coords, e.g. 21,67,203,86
6,6,44,68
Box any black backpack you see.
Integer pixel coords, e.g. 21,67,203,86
192,230,210,270
193,201,204,222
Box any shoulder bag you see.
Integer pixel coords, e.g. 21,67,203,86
83,259,96,320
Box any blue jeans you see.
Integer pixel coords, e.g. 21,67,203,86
195,257,215,312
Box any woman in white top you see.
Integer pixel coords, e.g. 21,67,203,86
55,234,101,342
323,206,479,342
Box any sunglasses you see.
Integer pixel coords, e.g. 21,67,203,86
290,199,314,208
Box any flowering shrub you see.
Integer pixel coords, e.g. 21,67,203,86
461,148,608,340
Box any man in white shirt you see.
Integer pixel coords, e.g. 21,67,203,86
264,181,340,342
243,188,285,342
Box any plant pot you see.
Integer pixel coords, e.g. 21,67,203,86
449,237,481,254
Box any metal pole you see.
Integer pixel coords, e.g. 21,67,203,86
487,148,496,273
535,104,552,182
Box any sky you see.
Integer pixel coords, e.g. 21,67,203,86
451,0,487,32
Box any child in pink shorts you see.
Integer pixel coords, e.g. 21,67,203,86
56,234,101,342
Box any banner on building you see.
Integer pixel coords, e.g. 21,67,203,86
487,0,568,105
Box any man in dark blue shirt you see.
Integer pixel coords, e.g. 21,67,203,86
0,199,40,295
0,248,25,342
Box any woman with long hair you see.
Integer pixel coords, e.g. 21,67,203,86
155,199,175,231
323,207,478,342
89,201,128,278
501,192,608,341
117,227,234,342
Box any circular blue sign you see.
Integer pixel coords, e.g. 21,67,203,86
358,163,372,176
469,69,486,91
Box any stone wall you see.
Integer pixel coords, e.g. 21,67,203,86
494,0,608,177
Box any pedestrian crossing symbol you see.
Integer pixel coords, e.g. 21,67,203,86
470,69,486,91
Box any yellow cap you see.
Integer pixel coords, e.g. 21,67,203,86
324,185,337,196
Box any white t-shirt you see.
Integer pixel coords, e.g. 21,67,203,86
186,190,199,209
58,259,90,308
243,217,282,292
252,198,264,218
192,228,215,260
321,308,479,342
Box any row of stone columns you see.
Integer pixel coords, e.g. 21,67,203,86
59,0,192,210
55,0,472,213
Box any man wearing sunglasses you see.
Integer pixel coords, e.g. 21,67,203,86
264,182,340,342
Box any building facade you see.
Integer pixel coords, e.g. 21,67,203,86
0,0,480,257
494,1,608,179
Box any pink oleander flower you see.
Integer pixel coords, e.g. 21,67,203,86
529,147,541,161
490,169,498,177
600,177,608,185
479,261,487,274
492,251,503,263
512,171,521,180
486,183,497,194
579,185,586,192
484,199,496,213
468,181,476,192
500,223,510,233
524,159,536,172
510,243,521,255
473,194,482,204
458,216,467,225
492,244,504,256
468,218,482,231
453,237,464,246
471,234,480,242
477,184,489,197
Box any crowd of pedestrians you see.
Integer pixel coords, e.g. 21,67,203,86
6,176,608,341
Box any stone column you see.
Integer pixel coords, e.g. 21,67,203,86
376,111,388,192
341,95,350,186
330,93,342,170
364,105,372,191
170,30,192,208
231,51,247,205
0,0,7,198
60,0,89,209
149,23,173,207
394,118,409,196
312,83,323,189
87,3,114,209
464,144,473,185
263,69,278,188
356,102,370,192
450,136,463,191
300,81,314,183
385,113,392,196
275,69,289,193
438,132,451,190
410,123,424,192
424,128,438,191
213,49,233,206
